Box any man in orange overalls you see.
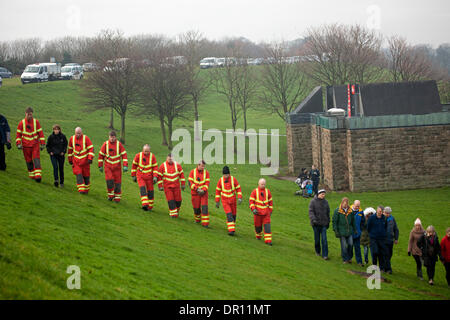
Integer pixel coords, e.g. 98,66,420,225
98,131,128,202
249,178,274,246
67,127,95,194
215,166,243,236
16,107,45,182
188,160,210,227
131,144,158,211
157,153,186,218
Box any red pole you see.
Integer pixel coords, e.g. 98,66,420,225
347,84,351,118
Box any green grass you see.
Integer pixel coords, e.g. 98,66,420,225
0,77,449,300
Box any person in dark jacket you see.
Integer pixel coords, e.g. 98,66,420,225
310,165,320,195
361,207,376,265
332,197,357,264
297,168,310,181
383,206,399,274
46,124,68,187
308,189,330,260
418,225,442,286
351,200,365,266
0,114,11,171
367,206,388,272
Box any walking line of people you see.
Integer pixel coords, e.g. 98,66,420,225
3,108,450,284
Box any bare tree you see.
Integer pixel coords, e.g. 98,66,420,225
179,31,211,138
81,30,141,144
235,61,257,132
139,42,193,150
210,55,241,132
259,42,309,122
302,24,384,85
387,36,435,82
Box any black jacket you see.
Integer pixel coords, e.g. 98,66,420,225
46,132,68,155
310,169,320,182
0,114,10,145
308,195,330,227
418,234,442,266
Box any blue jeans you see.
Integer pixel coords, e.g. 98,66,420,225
353,237,362,264
50,154,65,184
312,225,328,258
340,235,353,262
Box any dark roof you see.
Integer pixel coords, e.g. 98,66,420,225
294,86,324,114
329,80,442,116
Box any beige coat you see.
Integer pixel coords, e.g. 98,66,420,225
408,227,425,256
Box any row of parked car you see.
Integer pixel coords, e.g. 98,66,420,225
199,57,264,69
198,56,314,69
0,62,99,85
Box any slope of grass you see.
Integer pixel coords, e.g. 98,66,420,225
0,77,449,300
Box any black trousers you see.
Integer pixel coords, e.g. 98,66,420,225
425,259,436,281
0,143,5,170
50,154,65,184
445,262,450,286
312,179,319,194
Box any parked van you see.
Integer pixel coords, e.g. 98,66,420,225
60,65,84,80
200,57,217,69
21,63,61,84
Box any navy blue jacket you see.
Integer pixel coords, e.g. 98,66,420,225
367,214,388,240
310,169,320,182
0,114,11,144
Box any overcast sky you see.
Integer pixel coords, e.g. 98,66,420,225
1,0,449,47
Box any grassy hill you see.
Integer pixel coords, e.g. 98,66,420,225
0,77,449,300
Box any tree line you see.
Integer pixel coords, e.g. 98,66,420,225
2,25,449,148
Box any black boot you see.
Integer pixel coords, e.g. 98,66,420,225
54,181,59,187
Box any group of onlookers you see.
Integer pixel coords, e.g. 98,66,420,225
408,221,450,286
308,190,450,286
296,165,320,198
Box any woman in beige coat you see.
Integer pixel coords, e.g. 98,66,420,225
408,218,425,280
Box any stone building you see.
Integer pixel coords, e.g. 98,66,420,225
286,81,450,192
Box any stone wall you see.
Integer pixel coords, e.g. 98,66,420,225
287,120,450,192
322,128,349,191
347,125,450,192
286,123,312,175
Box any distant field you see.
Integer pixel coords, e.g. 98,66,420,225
0,77,449,300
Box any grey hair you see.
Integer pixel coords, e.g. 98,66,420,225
426,225,435,235
384,206,392,214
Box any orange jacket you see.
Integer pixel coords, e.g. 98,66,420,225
249,187,273,215
157,161,186,189
16,118,45,147
98,140,128,169
131,152,158,178
215,176,242,203
68,135,94,166
188,168,210,195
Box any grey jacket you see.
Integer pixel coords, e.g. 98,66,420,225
308,195,330,227
386,215,399,242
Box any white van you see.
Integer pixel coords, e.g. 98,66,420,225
21,63,61,84
60,65,84,80
200,57,217,69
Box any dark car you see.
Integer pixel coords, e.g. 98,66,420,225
0,67,12,78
